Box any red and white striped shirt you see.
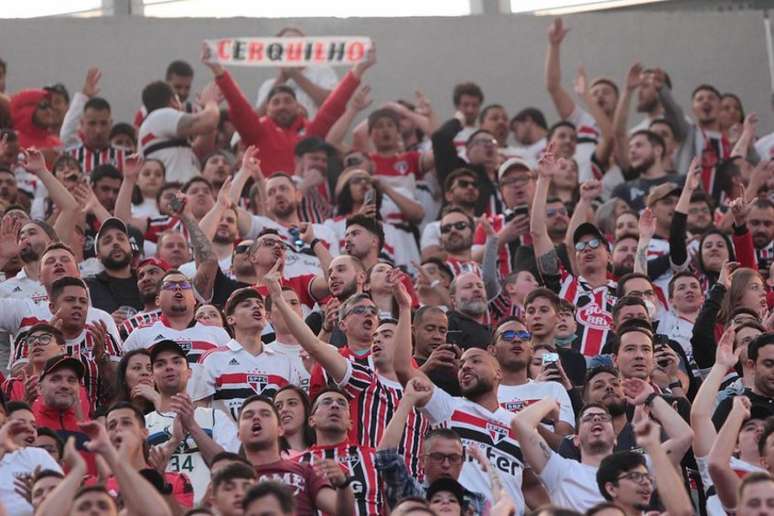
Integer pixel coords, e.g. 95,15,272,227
296,443,384,516
119,309,162,341
339,361,428,478
144,216,185,243
66,144,126,173
122,316,230,366
559,269,617,357
444,257,482,278
472,214,532,278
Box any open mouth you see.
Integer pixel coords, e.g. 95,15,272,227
251,422,263,435
363,319,374,330
252,310,263,321
24,434,35,445
280,415,293,425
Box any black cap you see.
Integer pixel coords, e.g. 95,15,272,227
573,222,608,247
426,478,465,507
41,354,84,380
150,339,187,364
294,136,333,157
95,217,129,252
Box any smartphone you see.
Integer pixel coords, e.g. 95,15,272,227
512,204,529,218
169,196,184,213
542,352,560,366
446,330,463,347
364,188,375,205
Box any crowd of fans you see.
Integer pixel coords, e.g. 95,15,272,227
0,16,773,516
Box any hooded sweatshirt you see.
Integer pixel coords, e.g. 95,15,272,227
10,89,62,150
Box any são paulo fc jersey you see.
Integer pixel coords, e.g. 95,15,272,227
122,316,230,366
421,387,526,515
191,339,303,421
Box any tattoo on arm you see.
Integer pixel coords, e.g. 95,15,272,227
181,215,216,264
635,245,648,274
538,438,552,461
537,250,560,275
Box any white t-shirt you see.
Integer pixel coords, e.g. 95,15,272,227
658,311,696,368
755,131,774,161
566,106,599,183
540,452,606,512
247,215,339,278
122,318,230,368
696,454,765,516
421,387,526,515
497,381,575,429
191,338,303,421
323,215,418,272
453,125,477,159
255,66,339,118
513,137,546,165
139,107,200,183
179,255,233,280
420,221,442,250
131,198,161,218
146,407,239,503
266,339,311,390
0,447,62,516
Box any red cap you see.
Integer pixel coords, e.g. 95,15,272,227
137,257,171,272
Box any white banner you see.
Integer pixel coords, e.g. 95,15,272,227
203,36,372,67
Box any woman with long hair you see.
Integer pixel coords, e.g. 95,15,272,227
113,348,157,414
274,385,314,458
131,159,166,218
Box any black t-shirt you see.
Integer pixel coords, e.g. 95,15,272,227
557,347,587,388
611,175,685,212
85,271,142,314
713,388,774,430
211,267,248,308
446,311,492,350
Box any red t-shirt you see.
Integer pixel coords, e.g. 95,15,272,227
254,459,330,516
254,274,318,311
369,151,423,179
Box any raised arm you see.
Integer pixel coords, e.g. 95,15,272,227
178,199,219,300
731,113,758,159
170,394,224,467
431,115,467,187
530,146,561,276
612,63,641,172
36,438,85,516
634,208,655,275
115,155,151,232
373,177,425,224
544,18,575,120
671,158,701,269
635,417,694,516
285,68,333,108
326,85,372,150
563,179,601,275
691,326,739,457
265,263,348,383
392,274,423,386
480,216,501,299
655,72,689,144
60,68,101,147
707,395,751,510
509,397,559,474
574,66,614,167
377,379,422,450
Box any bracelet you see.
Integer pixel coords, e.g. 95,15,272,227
643,392,659,407
668,381,682,390
335,476,355,489
309,238,322,249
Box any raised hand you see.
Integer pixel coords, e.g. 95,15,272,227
405,376,434,406
625,62,643,92
87,320,109,363
731,395,751,420
216,176,234,209
537,143,558,180
240,145,262,179
742,112,759,136
638,208,656,241
62,436,87,473
390,270,412,309
198,81,224,107
718,260,739,289
622,377,655,405
573,66,589,97
685,157,702,192
123,154,144,183
547,18,569,46
352,43,376,79
263,257,284,297
715,324,740,369
730,190,750,227
478,214,495,238
82,67,102,98
350,85,373,112
579,179,602,202
299,222,316,244
321,298,341,334
0,215,22,262
79,420,114,457
0,419,26,452
201,42,225,76
634,417,661,450
20,147,47,174
415,90,433,117
169,393,196,432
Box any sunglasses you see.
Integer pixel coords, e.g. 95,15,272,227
161,280,192,291
498,330,531,342
344,155,365,167
234,243,253,255
455,179,479,189
470,138,498,147
580,412,612,424
575,238,602,252
440,221,471,234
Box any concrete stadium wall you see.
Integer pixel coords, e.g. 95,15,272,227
1,11,772,133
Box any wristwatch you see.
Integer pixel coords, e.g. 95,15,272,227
309,238,322,249
644,392,660,407
336,476,356,489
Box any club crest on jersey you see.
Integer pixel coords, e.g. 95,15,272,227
486,422,509,444
248,374,268,393
576,303,613,331
338,453,361,469
394,160,408,174
177,340,192,352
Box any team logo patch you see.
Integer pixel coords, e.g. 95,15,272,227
576,302,613,331
248,374,268,393
177,341,192,352
486,421,509,444
394,160,408,174
338,453,361,469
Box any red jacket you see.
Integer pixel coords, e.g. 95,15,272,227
216,70,360,175
10,89,62,150
32,398,97,475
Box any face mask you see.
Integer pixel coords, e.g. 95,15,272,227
555,334,577,348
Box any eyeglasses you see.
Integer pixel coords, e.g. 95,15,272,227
440,221,471,234
546,207,568,217
28,333,54,346
500,175,532,188
344,305,378,318
617,472,654,485
575,239,602,252
343,155,365,167
234,243,253,255
454,179,479,190
470,138,498,147
349,176,371,186
161,280,192,291
688,207,711,216
257,238,284,248
498,330,531,343
425,452,464,465
580,412,612,424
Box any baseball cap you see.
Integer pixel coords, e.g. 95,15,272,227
150,339,187,364
40,354,84,380
294,136,334,157
426,478,466,507
138,256,171,272
573,222,608,247
497,157,533,182
645,182,681,207
94,217,129,254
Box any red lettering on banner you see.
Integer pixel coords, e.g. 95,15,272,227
286,42,303,61
217,39,233,60
247,42,264,61
313,42,325,62
347,42,365,61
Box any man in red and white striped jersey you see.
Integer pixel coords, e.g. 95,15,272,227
119,257,167,341
297,387,386,516
270,273,427,477
532,150,617,358
122,270,229,367
59,68,127,173
191,287,302,421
